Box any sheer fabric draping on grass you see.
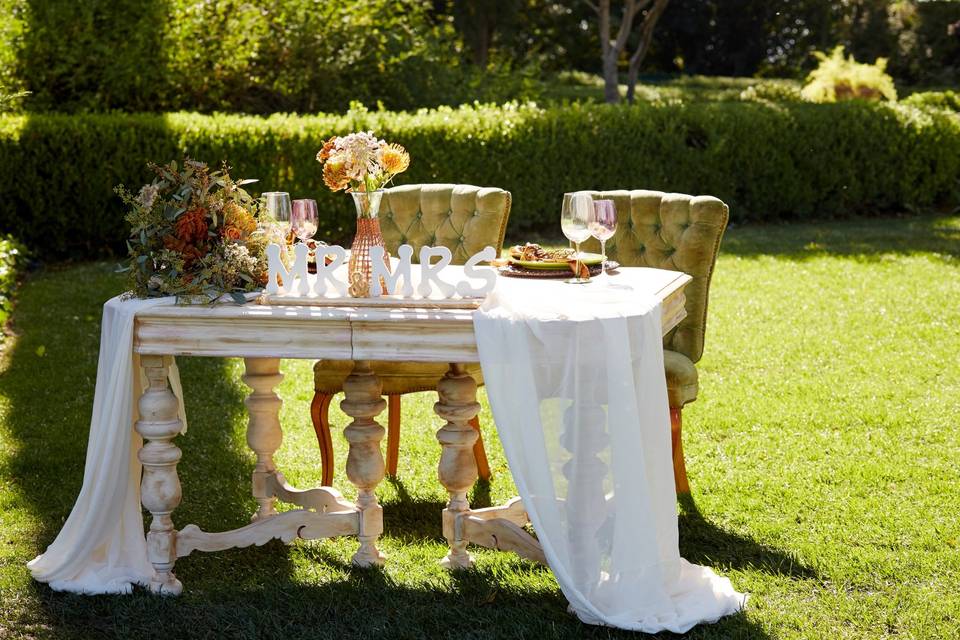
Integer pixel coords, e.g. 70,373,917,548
474,275,745,633
28,295,185,594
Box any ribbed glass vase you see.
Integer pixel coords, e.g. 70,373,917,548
348,190,389,296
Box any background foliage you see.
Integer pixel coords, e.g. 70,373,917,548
0,1,957,116
0,234,24,334
0,0,541,114
1,100,957,259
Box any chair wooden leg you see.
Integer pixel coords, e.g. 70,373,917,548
386,395,401,477
468,415,492,481
310,391,335,487
670,406,690,494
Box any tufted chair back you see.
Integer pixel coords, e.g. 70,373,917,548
378,184,512,264
576,190,728,364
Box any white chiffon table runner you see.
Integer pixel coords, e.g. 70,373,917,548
474,274,745,633
28,295,186,594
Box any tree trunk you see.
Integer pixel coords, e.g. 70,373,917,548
602,50,620,103
625,61,640,103
625,0,669,104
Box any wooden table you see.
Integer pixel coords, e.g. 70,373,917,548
132,267,690,594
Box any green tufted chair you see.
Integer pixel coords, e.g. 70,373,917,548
311,184,512,486
577,190,729,494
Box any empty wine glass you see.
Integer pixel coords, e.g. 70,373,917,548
263,192,292,243
561,192,593,284
590,199,617,279
292,199,318,243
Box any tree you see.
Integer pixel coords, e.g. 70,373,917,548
587,0,670,103
451,0,522,67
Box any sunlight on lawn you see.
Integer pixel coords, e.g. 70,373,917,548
0,216,958,639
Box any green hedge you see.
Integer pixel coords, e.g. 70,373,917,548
0,234,25,333
1,101,959,260
903,91,960,113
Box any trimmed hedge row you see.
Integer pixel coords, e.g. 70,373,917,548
0,234,25,334
1,101,958,259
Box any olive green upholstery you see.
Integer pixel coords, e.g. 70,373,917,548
313,183,511,395
379,183,511,264
578,190,729,409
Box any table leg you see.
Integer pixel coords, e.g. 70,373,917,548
435,363,481,569
340,360,387,566
136,355,184,595
242,358,284,521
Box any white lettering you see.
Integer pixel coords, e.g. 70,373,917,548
369,245,414,297
265,242,310,295
456,246,497,297
313,245,347,296
417,246,455,298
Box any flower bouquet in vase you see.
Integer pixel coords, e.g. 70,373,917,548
316,132,410,296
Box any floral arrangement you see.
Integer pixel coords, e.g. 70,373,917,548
316,132,410,198
116,160,272,301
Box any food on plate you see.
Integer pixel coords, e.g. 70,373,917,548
567,257,592,278
509,243,575,262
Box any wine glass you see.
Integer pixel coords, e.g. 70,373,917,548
561,192,593,284
590,199,617,279
292,199,318,243
263,192,292,243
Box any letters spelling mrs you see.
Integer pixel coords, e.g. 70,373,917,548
264,243,497,299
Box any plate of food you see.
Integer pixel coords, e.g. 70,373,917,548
508,243,605,270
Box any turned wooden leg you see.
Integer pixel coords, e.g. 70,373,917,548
435,363,481,569
340,360,387,566
671,406,690,494
386,395,401,477
468,416,492,481
136,355,184,595
311,392,335,487
243,358,284,521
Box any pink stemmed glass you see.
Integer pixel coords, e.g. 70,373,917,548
590,199,617,279
291,199,318,243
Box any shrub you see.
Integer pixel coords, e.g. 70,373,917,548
802,46,898,103
2,0,541,115
0,101,958,260
0,234,25,333
902,91,960,113
740,81,804,103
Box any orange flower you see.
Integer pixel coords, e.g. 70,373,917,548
223,202,256,237
175,207,209,244
323,158,350,191
316,136,337,164
163,234,204,267
223,226,242,241
379,143,409,175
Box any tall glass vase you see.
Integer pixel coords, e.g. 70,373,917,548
348,189,389,296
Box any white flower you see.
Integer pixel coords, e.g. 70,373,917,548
137,185,159,209
334,131,383,182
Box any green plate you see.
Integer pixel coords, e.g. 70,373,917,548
509,252,605,270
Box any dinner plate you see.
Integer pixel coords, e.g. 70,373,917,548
509,252,605,270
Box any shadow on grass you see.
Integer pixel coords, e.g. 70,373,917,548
721,213,960,262
0,265,297,626
381,476,446,541
678,494,816,581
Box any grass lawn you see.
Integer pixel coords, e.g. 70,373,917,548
1,214,959,639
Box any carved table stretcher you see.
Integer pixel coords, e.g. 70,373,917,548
132,267,690,594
